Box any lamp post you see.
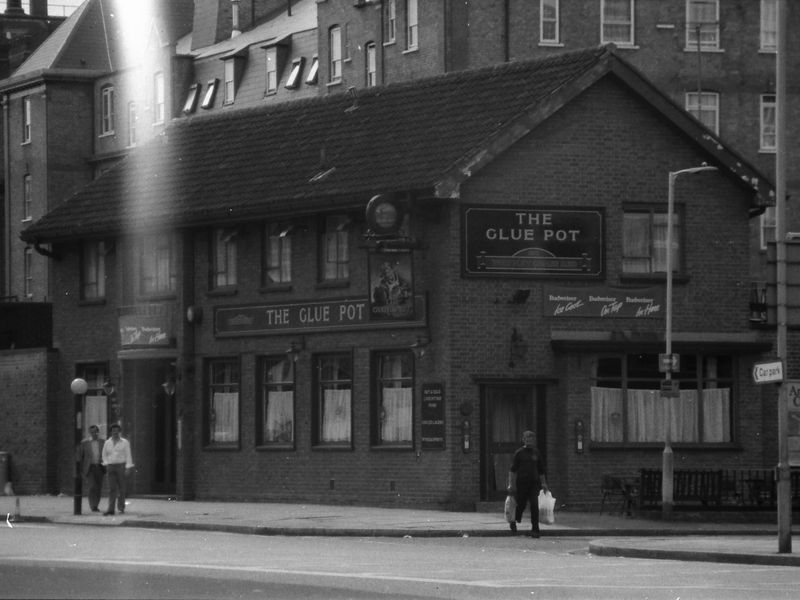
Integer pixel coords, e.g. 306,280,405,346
662,165,717,520
70,377,88,516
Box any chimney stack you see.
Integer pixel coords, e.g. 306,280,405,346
4,0,24,16
30,0,48,17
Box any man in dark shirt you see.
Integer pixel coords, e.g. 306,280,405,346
508,430,548,537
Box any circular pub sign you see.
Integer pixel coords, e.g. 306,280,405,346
366,194,405,236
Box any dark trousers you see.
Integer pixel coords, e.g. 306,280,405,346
514,480,541,532
106,464,127,513
84,464,104,510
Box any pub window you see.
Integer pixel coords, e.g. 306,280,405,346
591,353,733,444
81,240,107,300
263,222,292,286
685,91,719,134
760,206,776,251
207,359,240,447
314,353,353,446
601,0,634,46
320,214,350,282
760,94,776,152
212,227,238,289
622,205,683,276
258,356,295,446
139,232,176,296
372,351,413,447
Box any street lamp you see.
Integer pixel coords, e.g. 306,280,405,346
662,165,717,520
70,377,88,516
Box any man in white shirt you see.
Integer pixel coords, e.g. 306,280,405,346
101,423,134,516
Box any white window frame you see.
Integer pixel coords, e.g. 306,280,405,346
405,0,418,51
285,58,304,90
127,102,137,147
81,240,107,300
321,215,350,282
760,94,776,152
601,0,634,46
329,26,342,83
259,356,295,446
154,71,165,124
686,0,720,51
384,0,396,44
264,223,292,286
373,351,414,447
760,0,777,52
100,85,115,135
224,59,236,104
305,56,319,85
760,206,776,251
22,96,31,143
540,0,560,45
201,79,218,109
212,228,238,289
366,42,377,87
685,91,719,134
22,174,32,221
139,232,176,296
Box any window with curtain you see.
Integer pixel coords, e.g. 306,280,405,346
139,232,176,295
685,91,719,134
601,0,634,45
259,357,294,445
81,240,107,300
540,0,559,44
686,0,719,50
316,354,352,446
320,214,350,282
622,206,682,275
760,94,776,152
760,0,777,51
374,351,413,446
212,228,238,289
208,359,240,446
590,354,733,444
263,222,292,286
78,364,109,437
760,206,776,251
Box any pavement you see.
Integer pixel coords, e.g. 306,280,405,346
2,494,800,567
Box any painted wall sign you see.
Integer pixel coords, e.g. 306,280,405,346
119,315,172,347
421,383,446,450
545,287,664,318
462,205,604,277
215,295,426,336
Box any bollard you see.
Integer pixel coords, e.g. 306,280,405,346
14,497,20,520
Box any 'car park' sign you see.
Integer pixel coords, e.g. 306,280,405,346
752,360,784,384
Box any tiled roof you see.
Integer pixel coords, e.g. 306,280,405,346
21,46,773,244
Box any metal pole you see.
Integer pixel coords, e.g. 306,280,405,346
775,0,791,555
663,165,716,521
73,392,83,515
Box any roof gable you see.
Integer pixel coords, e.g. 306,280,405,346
21,46,774,244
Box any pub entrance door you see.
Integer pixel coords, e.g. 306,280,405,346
482,384,545,501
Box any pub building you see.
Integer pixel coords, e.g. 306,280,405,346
22,47,776,509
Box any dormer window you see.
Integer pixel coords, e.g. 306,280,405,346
154,72,165,123
100,85,115,135
183,83,201,114
224,59,236,104
305,56,319,85
201,79,218,109
285,58,305,89
266,47,278,94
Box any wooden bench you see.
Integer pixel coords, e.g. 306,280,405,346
639,469,723,508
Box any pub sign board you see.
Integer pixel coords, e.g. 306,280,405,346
462,205,604,277
421,383,446,450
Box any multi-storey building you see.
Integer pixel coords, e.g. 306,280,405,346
19,45,776,508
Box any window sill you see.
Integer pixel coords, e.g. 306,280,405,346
207,287,238,298
402,47,419,55
538,42,564,48
20,217,32,224
259,284,292,294
604,43,639,50
315,280,350,290
135,293,177,302
312,444,353,451
370,444,414,451
203,444,241,451
383,40,396,47
758,148,776,155
327,80,342,89
683,47,724,53
620,274,688,284
590,442,742,451
98,131,115,139
256,444,295,451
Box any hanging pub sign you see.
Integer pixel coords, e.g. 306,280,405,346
462,205,603,277
545,286,664,318
368,251,415,321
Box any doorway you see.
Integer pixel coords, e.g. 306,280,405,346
481,384,546,501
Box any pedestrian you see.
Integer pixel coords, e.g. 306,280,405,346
101,423,134,516
76,425,105,512
507,430,548,537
